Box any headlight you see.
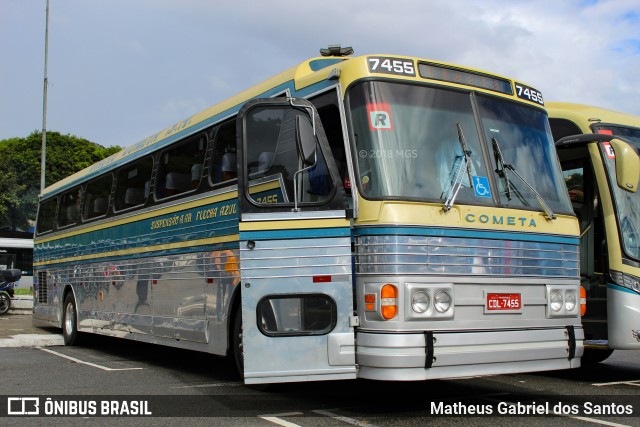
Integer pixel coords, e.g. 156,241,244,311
565,290,577,312
434,291,452,313
404,283,454,320
411,291,430,313
550,290,563,312
546,285,580,318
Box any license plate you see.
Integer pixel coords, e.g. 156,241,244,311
486,293,521,312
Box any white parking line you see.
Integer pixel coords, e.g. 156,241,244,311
312,409,379,427
171,382,243,389
592,379,640,387
39,347,143,371
259,412,303,427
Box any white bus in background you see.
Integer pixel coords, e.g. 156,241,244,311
0,232,34,289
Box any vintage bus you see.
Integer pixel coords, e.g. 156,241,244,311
33,46,583,385
547,102,640,363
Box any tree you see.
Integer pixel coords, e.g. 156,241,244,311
0,131,121,232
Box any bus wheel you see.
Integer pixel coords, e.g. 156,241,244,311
232,309,270,391
581,348,614,365
232,309,244,379
62,292,80,346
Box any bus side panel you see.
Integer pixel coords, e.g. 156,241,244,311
607,285,640,349
34,247,239,354
240,234,356,384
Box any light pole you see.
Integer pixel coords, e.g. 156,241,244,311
41,0,49,193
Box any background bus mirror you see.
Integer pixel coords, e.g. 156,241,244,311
610,138,640,193
295,114,317,166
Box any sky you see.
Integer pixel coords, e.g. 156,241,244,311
1,0,639,148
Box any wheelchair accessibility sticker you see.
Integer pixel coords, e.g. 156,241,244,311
473,176,492,198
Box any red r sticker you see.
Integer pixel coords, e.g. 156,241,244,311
602,142,615,158
367,103,393,131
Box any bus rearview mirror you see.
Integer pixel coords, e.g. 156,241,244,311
610,138,640,193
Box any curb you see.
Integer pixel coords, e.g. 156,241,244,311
0,334,64,348
8,296,33,315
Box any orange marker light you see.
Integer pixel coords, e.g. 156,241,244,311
579,286,587,316
380,284,398,320
364,293,376,311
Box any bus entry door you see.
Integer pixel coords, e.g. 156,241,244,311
236,98,356,384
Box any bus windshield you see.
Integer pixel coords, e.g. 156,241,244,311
598,127,640,261
349,81,572,213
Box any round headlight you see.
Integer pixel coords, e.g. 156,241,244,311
412,291,430,313
565,290,577,312
550,290,563,312
434,291,452,313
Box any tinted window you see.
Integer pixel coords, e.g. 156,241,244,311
209,122,238,186
58,188,82,228
114,157,153,211
36,198,57,234
157,133,207,199
84,174,112,220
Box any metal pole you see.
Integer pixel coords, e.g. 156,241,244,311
41,0,49,193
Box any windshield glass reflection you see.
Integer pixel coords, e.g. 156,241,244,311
348,81,573,214
349,81,489,204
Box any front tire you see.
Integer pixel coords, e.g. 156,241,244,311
0,293,11,315
581,348,614,365
232,309,244,379
231,307,270,391
62,292,80,345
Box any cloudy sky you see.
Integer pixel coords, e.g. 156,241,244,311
2,0,639,148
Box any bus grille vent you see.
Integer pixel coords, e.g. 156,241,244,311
37,271,47,303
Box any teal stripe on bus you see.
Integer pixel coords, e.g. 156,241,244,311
35,198,239,263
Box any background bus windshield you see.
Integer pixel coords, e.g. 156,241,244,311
598,128,640,261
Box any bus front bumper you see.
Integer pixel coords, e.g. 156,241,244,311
356,327,584,381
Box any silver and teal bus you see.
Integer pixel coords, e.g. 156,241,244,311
548,102,640,363
34,47,583,385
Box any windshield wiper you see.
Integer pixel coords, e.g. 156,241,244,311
443,123,474,212
491,137,512,201
491,137,556,221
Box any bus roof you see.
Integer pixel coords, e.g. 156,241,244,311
546,102,640,129
0,237,34,249
41,51,537,200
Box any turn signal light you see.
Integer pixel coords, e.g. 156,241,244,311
364,293,376,311
579,286,587,316
380,284,397,320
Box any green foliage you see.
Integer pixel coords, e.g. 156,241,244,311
0,131,121,231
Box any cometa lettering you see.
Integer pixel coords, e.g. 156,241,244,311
465,213,537,228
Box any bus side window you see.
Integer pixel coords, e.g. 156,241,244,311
84,173,112,220
157,132,207,199
36,197,57,234
59,187,82,227
316,105,347,185
209,121,237,186
115,157,153,211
